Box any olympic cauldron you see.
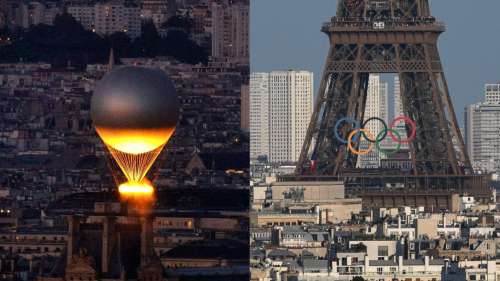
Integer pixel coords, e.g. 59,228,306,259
91,66,179,199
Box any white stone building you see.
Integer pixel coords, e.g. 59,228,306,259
330,256,445,281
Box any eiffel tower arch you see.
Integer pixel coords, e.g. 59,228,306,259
290,0,490,207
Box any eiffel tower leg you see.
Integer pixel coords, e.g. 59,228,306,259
296,47,334,175
297,44,369,176
397,43,470,176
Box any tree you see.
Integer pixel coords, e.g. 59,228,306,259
162,30,208,64
105,32,132,62
162,15,194,33
132,20,161,57
0,13,208,66
353,276,365,281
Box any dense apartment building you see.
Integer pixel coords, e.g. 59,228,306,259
67,0,141,38
465,103,500,172
250,71,313,164
485,83,500,104
250,72,270,160
211,0,249,64
465,82,500,172
0,1,61,28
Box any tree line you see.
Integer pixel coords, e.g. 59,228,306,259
0,13,208,69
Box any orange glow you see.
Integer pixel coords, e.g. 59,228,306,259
95,126,175,154
118,181,154,195
118,181,155,215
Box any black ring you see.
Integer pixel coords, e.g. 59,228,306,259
361,117,388,143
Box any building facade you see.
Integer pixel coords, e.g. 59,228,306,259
94,1,141,38
0,1,61,28
268,71,313,164
67,0,141,38
464,83,500,172
485,83,500,104
250,72,270,160
67,3,94,30
465,103,500,172
211,1,249,64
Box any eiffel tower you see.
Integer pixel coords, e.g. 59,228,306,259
292,0,490,206
297,0,471,176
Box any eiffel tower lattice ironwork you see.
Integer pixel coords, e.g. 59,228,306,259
296,0,473,177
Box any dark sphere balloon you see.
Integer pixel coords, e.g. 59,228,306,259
91,66,179,154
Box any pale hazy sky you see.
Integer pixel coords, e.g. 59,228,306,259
250,0,500,125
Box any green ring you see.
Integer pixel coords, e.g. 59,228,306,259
376,128,401,157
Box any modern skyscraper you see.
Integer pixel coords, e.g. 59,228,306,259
250,73,270,160
465,103,500,172
485,83,500,104
269,71,313,163
394,76,404,117
211,1,249,64
465,83,500,172
250,71,313,163
389,76,409,151
358,74,388,168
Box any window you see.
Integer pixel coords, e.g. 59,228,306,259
378,245,389,256
377,267,383,274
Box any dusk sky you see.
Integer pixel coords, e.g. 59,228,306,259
250,0,500,125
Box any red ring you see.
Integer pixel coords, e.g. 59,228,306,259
388,116,416,144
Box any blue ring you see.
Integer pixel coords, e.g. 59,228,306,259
334,117,361,144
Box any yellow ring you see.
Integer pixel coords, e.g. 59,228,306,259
347,128,374,155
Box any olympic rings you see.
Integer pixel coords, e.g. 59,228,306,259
362,117,387,143
376,128,401,157
334,117,361,144
388,116,416,144
348,129,374,155
332,115,417,155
